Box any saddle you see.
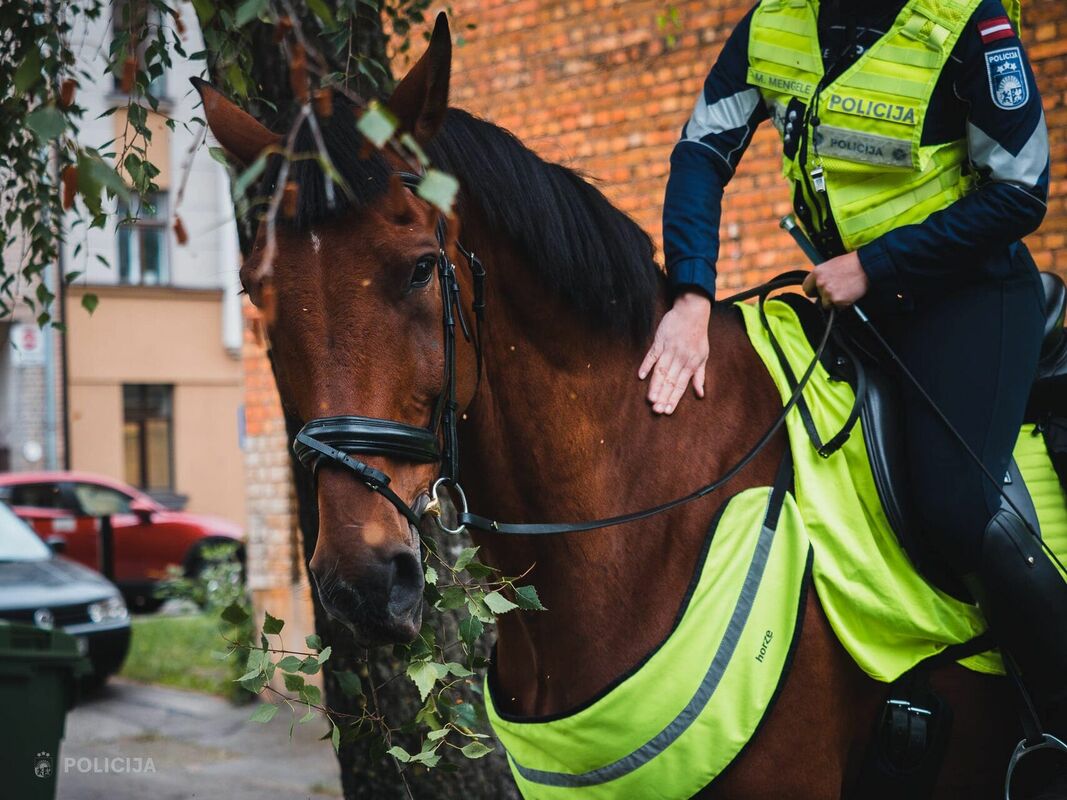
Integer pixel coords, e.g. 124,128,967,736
781,271,1067,600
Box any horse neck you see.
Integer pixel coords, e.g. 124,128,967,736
455,230,785,717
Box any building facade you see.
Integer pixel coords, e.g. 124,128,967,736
1,1,247,529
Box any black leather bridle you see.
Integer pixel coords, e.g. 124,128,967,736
293,171,484,530
292,171,833,535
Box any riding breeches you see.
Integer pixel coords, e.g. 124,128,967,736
875,264,1045,574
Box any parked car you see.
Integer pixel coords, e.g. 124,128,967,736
0,499,130,684
0,471,244,611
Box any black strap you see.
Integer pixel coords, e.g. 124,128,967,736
293,431,423,527
759,293,865,458
457,274,830,534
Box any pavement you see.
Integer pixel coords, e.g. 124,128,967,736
55,678,343,800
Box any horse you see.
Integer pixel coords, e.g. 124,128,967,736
196,14,1022,798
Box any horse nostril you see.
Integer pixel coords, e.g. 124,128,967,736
387,550,423,616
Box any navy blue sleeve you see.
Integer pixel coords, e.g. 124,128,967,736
662,4,768,300
858,0,1049,304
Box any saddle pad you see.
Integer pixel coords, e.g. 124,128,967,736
737,298,1067,681
485,483,812,799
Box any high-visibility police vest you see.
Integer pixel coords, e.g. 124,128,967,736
746,0,1006,252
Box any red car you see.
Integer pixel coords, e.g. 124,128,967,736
0,471,243,611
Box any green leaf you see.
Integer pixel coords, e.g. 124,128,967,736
316,645,332,664
283,672,305,692
27,106,67,142
277,655,302,672
425,566,438,585
406,660,445,701
465,595,494,624
336,671,363,698
417,169,460,215
190,0,215,23
235,0,269,27
454,546,479,572
305,634,322,650
249,704,278,723
484,590,519,615
298,656,321,675
80,294,99,315
299,707,316,724
458,615,483,649
14,51,42,93
437,586,466,611
307,0,335,25
387,745,412,763
262,611,284,635
356,101,398,149
465,561,496,580
427,728,449,741
514,585,546,611
444,662,474,678
233,154,267,198
221,602,249,625
460,741,493,759
300,684,322,706
208,146,230,167
331,723,341,753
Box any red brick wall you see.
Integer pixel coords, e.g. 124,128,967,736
438,0,1067,287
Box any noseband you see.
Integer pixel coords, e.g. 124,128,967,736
292,171,484,530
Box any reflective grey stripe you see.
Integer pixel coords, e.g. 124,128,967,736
684,89,761,140
511,488,779,788
812,124,913,168
968,112,1048,191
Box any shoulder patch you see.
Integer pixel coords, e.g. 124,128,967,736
985,46,1029,110
977,15,1015,44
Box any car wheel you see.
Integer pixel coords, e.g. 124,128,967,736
125,591,165,614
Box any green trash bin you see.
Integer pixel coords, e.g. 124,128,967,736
0,621,90,800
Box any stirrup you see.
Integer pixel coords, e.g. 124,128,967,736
1004,733,1067,800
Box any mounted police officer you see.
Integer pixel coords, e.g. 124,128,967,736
640,0,1067,792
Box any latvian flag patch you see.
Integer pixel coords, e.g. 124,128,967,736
978,16,1015,44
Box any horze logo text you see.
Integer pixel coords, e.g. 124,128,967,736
755,629,774,663
827,94,916,124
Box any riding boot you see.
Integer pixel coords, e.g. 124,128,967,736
966,509,1067,796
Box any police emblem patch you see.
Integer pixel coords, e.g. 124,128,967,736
985,47,1028,110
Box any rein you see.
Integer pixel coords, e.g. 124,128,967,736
292,174,834,535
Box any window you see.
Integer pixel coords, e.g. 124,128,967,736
117,193,169,285
123,385,173,491
72,484,133,517
5,483,74,511
111,0,167,98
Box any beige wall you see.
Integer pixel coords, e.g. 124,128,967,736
66,286,246,527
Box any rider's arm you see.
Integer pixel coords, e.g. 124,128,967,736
857,0,1049,306
662,5,768,301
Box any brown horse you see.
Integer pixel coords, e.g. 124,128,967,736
197,15,1020,798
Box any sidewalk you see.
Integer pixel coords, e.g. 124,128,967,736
56,678,342,800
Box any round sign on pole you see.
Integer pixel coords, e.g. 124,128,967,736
10,323,46,366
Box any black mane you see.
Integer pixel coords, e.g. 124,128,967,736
263,101,662,339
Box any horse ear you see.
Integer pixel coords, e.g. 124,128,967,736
191,77,281,166
388,12,452,144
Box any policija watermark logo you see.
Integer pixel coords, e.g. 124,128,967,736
34,752,53,779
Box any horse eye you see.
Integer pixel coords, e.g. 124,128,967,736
409,255,436,289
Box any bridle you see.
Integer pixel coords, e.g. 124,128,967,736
293,171,484,532
293,172,834,536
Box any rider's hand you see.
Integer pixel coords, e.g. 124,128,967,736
802,251,869,308
638,291,712,415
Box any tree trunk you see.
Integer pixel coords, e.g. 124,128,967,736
198,5,519,796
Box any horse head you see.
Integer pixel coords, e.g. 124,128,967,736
197,15,478,645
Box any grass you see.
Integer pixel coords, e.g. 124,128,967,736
119,612,241,699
